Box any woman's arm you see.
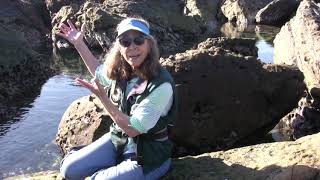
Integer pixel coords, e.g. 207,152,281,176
57,20,99,76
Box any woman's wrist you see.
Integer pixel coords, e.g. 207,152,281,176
73,40,86,50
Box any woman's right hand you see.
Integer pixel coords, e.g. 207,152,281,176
57,19,85,47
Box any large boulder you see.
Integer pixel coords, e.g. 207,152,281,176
274,0,320,90
256,0,300,26
220,0,273,26
8,132,320,179
56,37,306,155
162,37,305,154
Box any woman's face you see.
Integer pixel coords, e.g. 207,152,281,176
118,30,150,69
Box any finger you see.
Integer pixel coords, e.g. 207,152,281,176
76,78,93,89
56,32,67,39
59,27,69,35
60,23,71,31
67,19,76,30
80,22,86,33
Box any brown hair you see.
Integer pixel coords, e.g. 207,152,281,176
103,17,161,81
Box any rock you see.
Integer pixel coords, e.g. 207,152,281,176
256,0,300,26
0,0,51,52
0,26,53,122
220,0,273,26
51,0,217,56
274,0,320,90
163,132,320,179
7,133,320,180
184,0,220,33
161,37,305,155
274,89,320,140
55,95,113,154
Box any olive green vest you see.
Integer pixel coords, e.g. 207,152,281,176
108,67,177,174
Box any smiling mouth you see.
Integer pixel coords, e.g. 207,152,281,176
129,54,140,59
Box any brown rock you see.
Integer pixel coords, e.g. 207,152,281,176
220,0,273,26
55,95,113,154
274,0,320,90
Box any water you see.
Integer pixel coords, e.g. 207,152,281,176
220,22,280,63
0,74,90,178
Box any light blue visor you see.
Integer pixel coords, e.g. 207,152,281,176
117,19,150,37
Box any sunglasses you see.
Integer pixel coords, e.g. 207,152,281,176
118,35,147,47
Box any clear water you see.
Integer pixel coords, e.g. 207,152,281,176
0,74,90,178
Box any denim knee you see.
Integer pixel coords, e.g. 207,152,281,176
60,156,85,180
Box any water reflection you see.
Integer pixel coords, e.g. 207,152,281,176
0,53,94,178
220,22,280,63
0,75,91,178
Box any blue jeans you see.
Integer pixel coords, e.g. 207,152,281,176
60,133,171,180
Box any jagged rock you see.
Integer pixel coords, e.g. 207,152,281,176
55,37,306,156
274,0,320,90
220,0,273,26
256,0,300,26
274,86,320,141
7,133,320,180
51,0,216,56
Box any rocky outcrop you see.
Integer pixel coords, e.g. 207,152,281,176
0,26,53,122
0,0,51,52
220,0,273,26
161,37,305,155
274,0,320,90
7,132,320,180
163,132,320,179
55,37,306,155
51,0,216,56
256,0,300,26
273,87,320,141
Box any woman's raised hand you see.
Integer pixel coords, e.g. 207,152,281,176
57,19,85,47
75,78,107,99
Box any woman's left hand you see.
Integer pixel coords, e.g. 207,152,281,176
76,78,106,99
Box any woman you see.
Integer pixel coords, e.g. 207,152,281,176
57,17,176,180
